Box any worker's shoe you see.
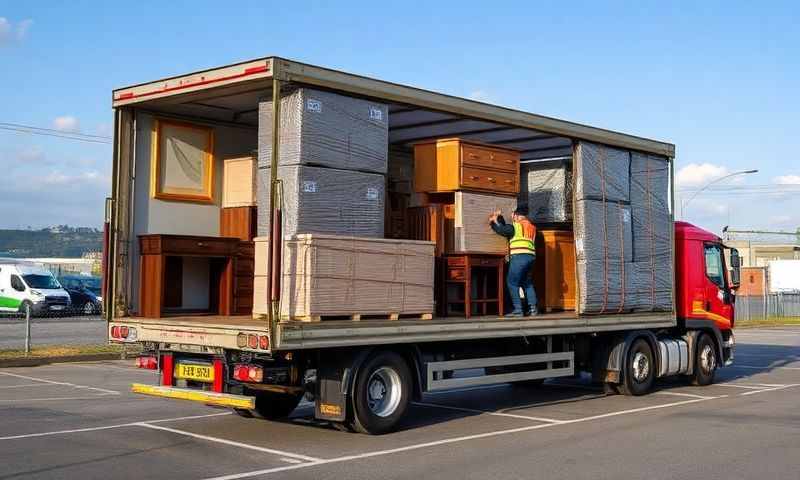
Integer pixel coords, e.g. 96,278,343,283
505,311,525,318
526,309,539,317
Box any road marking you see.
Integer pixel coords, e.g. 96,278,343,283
278,458,303,464
203,397,718,480
716,383,786,390
0,411,232,441
0,371,120,395
728,364,800,370
652,391,717,400
413,401,565,423
0,394,118,403
137,423,321,462
0,383,55,389
738,384,800,396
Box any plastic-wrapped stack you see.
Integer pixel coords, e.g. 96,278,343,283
521,160,573,223
257,87,389,238
573,141,672,314
627,152,672,311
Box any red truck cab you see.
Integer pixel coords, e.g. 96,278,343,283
674,221,738,365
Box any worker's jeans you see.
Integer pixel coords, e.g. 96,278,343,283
507,253,537,314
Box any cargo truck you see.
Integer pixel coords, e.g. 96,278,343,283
105,57,738,434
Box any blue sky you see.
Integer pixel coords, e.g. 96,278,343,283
1,1,798,234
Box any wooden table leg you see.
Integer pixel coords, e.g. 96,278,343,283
464,256,471,319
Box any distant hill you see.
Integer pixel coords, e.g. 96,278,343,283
0,226,103,258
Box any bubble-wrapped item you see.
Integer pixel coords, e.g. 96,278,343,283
257,165,385,239
522,160,573,223
258,87,388,174
574,199,633,314
574,141,630,203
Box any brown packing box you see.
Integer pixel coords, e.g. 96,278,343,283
451,192,518,255
253,235,435,320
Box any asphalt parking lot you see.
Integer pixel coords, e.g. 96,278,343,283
1,326,798,480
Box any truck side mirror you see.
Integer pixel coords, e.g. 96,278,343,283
729,248,741,289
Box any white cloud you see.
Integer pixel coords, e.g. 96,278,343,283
53,115,80,133
0,17,32,47
16,146,45,163
468,90,493,103
774,175,800,185
676,163,730,188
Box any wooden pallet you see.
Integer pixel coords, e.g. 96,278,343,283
282,312,433,322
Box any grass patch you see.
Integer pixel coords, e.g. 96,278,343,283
736,317,800,328
0,344,132,360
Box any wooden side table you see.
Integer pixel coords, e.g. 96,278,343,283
443,254,505,318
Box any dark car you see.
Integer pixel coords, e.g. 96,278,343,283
58,275,102,315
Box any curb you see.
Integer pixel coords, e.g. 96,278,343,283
0,353,124,368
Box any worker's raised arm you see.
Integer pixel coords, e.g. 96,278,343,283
489,213,515,239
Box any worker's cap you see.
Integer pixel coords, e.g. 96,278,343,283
513,205,529,216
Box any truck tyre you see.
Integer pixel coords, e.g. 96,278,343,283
250,391,302,420
351,351,412,435
691,333,717,386
619,338,655,396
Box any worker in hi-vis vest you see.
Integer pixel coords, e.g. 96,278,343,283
489,206,538,317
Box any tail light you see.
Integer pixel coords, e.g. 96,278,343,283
237,333,269,350
110,325,137,341
135,356,158,369
232,364,264,383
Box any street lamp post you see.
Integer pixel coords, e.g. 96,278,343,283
681,169,758,218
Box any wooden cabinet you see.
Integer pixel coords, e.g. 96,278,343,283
220,206,257,241
137,234,240,318
532,230,576,312
443,254,505,318
414,138,520,195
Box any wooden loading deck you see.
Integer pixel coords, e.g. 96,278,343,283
117,311,675,351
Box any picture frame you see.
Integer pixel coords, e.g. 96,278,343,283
151,119,215,203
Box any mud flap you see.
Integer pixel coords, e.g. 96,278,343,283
314,348,372,422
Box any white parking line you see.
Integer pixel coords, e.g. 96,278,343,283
137,423,322,463
738,384,800,396
729,364,800,370
413,401,565,424
0,383,54,389
716,383,786,390
204,397,718,480
0,412,233,441
652,391,717,400
0,394,117,403
0,371,120,395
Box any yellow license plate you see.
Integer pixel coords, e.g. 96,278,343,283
174,363,214,383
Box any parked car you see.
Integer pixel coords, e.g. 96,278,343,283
0,262,71,316
59,275,102,315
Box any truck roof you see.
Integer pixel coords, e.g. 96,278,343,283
675,221,721,243
111,56,675,158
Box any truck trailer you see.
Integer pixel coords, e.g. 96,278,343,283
105,57,739,434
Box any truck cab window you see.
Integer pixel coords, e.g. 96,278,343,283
10,275,26,292
704,244,725,289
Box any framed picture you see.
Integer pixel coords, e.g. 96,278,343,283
151,119,215,203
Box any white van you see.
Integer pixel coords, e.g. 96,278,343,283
0,262,71,316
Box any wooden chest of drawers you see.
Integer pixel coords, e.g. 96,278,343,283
532,230,576,311
414,138,520,195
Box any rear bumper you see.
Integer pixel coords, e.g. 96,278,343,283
131,383,255,409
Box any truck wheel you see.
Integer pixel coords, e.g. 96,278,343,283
250,391,302,420
619,338,655,396
351,351,411,435
691,333,717,386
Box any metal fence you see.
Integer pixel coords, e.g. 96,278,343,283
735,293,800,323
1,307,106,353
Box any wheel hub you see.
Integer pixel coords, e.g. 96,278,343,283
700,345,716,373
366,367,402,418
632,352,650,382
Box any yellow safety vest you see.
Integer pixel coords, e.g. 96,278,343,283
509,220,536,255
